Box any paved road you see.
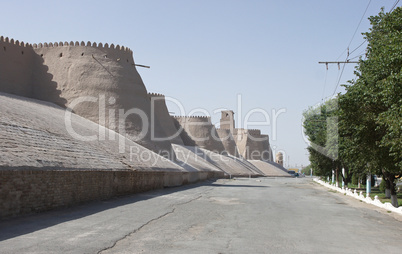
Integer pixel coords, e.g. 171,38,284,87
1,177,402,253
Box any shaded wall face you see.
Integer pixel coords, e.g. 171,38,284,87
259,134,273,161
0,40,34,97
246,133,272,161
149,95,184,145
234,130,248,158
216,129,239,157
172,117,197,146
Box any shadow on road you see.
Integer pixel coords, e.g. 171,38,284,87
0,180,216,241
0,178,271,241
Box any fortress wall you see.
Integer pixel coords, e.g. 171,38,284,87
0,36,35,97
245,132,273,161
216,129,239,157
32,42,173,155
173,116,226,154
0,93,227,218
245,133,269,161
148,93,184,145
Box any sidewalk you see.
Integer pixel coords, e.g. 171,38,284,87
314,178,402,215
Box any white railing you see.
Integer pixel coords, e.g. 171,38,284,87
314,178,402,215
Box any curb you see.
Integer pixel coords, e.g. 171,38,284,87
313,178,402,215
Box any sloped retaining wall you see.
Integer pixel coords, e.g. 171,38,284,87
0,169,223,219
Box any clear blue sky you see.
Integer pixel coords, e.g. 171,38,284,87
2,0,400,168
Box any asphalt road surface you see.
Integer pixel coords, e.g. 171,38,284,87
1,177,402,253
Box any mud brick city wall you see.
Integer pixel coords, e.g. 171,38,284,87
0,170,167,219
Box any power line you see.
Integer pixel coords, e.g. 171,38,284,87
336,48,348,61
321,69,328,102
348,0,398,60
348,51,366,61
332,63,347,96
349,40,367,56
330,0,372,96
347,0,372,49
390,0,400,12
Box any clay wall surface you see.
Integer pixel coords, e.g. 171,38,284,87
260,134,273,161
0,37,174,156
0,37,35,97
245,133,265,160
216,129,239,157
173,116,226,153
32,42,173,156
148,93,184,145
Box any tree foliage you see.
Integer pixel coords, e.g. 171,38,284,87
303,99,343,180
304,7,402,206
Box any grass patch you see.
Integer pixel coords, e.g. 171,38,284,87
347,183,364,189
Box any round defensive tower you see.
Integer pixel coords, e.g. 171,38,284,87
276,152,284,166
32,41,173,155
173,116,226,154
234,129,272,161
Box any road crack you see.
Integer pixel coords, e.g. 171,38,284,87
97,195,202,253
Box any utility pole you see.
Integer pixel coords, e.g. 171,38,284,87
318,61,359,70
318,61,359,64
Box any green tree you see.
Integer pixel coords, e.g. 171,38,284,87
339,7,402,207
301,164,312,175
303,99,348,184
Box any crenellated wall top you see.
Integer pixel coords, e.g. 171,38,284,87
173,115,211,120
32,41,133,54
148,92,165,97
0,36,32,48
0,36,133,54
247,129,262,134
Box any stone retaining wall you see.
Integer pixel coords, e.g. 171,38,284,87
0,170,223,219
